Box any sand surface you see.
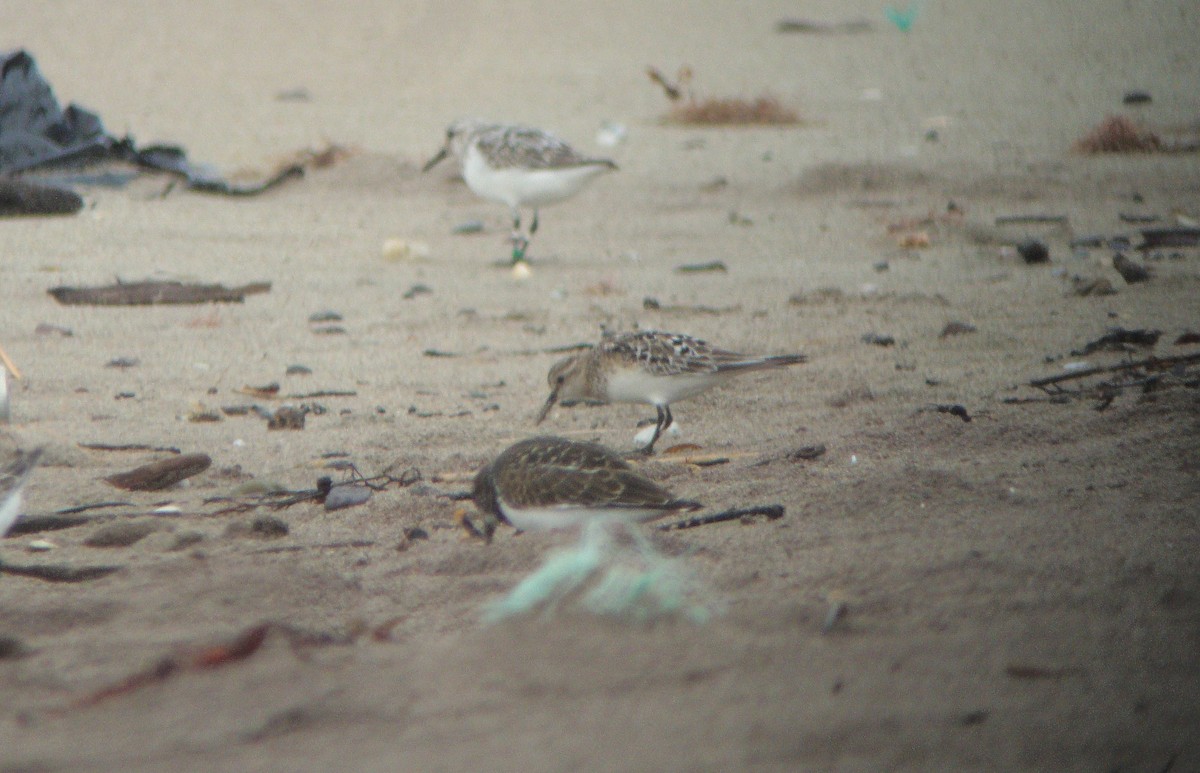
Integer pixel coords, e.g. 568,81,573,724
2,1,1199,770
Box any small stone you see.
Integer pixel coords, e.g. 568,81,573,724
1016,239,1050,264
861,332,895,347
267,406,306,430
451,220,485,235
84,521,159,548
168,531,206,551
324,485,372,511
308,310,343,323
1113,253,1151,284
286,364,313,376
939,321,977,337
226,516,288,540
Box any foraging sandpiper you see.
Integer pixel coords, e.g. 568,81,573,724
470,435,699,540
423,119,617,264
538,330,807,453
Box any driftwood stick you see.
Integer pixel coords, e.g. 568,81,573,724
48,280,271,306
1029,352,1200,391
0,343,21,380
658,504,785,531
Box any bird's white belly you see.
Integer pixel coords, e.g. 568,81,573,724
605,368,718,406
500,502,663,531
0,489,23,536
463,150,608,209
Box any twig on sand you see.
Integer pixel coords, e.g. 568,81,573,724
658,505,785,531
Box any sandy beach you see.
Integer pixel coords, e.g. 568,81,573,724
2,1,1199,770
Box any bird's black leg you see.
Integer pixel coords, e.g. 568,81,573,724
641,405,669,455
510,209,528,264
530,210,539,236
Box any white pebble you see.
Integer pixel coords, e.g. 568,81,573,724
633,421,682,449
381,238,431,261
27,539,56,552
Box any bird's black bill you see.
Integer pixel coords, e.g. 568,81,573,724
421,147,449,173
535,391,557,425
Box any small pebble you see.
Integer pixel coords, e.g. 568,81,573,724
324,485,372,511
27,539,57,552
308,311,342,323
286,364,313,376
1016,239,1050,264
225,516,289,539
861,332,895,347
84,521,158,548
451,220,485,235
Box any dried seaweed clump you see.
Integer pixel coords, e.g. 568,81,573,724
648,66,801,127
669,96,799,126
1073,115,1161,154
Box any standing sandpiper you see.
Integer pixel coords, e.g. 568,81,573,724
0,447,43,537
470,436,699,541
537,330,808,454
422,119,618,264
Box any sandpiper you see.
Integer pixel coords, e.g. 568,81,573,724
0,447,43,537
537,330,808,453
470,435,699,540
422,119,618,264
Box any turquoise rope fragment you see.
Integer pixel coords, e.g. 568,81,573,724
484,520,717,624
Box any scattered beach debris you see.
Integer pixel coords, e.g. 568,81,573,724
1112,253,1151,283
821,599,849,633
0,561,122,583
657,505,785,531
995,214,1068,226
104,453,212,491
642,297,739,315
0,177,84,217
79,443,180,454
204,466,419,517
483,520,717,624
929,404,972,422
1073,327,1161,355
34,323,73,337
402,283,433,300
775,17,872,34
862,332,896,347
1073,115,1200,154
1122,91,1152,105
1027,351,1200,406
1070,276,1117,297
1016,239,1050,264
323,485,371,511
381,238,432,261
647,66,800,126
884,2,921,31
236,382,280,399
595,120,628,148
1136,226,1200,251
786,444,827,462
266,406,306,430
940,321,977,337
0,50,305,197
674,260,728,273
83,521,159,548
451,220,485,235
68,621,362,710
226,515,289,539
48,280,270,306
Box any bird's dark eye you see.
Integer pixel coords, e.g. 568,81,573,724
556,374,566,385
